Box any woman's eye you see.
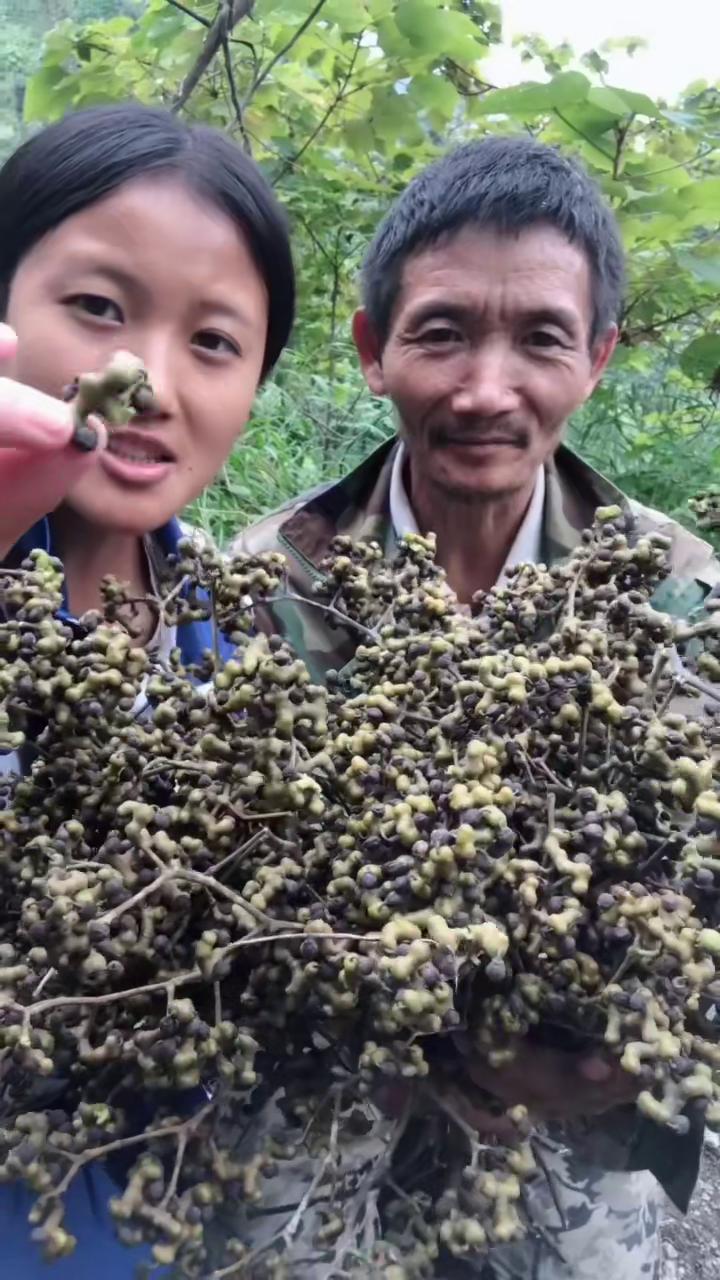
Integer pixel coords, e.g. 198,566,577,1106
193,331,241,357
65,293,123,322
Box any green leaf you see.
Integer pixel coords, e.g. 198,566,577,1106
408,73,459,120
587,86,634,117
547,70,590,107
676,252,720,288
395,1,482,59
472,81,555,116
612,88,660,117
375,15,416,58
343,118,376,155
686,179,720,210
473,72,588,118
24,64,69,123
370,88,424,144
321,0,368,29
679,335,720,382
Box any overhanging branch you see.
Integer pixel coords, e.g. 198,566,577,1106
173,0,254,113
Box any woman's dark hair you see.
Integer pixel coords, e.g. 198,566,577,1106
362,135,625,349
0,103,294,378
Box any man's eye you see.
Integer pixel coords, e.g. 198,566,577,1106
528,330,564,349
65,294,123,322
419,327,462,346
193,331,241,357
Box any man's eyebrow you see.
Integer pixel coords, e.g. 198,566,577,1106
400,299,582,338
401,300,474,328
520,306,581,337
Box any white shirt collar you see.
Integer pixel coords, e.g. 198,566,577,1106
389,442,545,588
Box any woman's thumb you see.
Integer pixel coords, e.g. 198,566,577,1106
0,426,106,561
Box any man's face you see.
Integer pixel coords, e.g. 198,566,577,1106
354,225,617,503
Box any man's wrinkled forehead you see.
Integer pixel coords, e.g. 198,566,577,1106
387,223,595,342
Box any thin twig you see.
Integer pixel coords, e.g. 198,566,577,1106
208,828,268,877
530,1136,567,1232
272,32,364,182
256,593,379,643
96,863,303,933
49,1103,215,1200
166,0,212,27
32,966,57,998
283,1093,340,1246
575,705,590,785
245,0,328,104
222,35,252,154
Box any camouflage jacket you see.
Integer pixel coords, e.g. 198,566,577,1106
231,437,720,1213
232,437,720,682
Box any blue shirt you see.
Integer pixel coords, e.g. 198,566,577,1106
9,514,237,667
2,1172,161,1278
1,515,236,1275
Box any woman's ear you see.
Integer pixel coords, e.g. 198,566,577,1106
352,309,386,396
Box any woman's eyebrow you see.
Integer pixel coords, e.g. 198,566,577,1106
200,300,256,330
55,258,138,293
55,256,254,328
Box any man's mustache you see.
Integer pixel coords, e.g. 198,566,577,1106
429,423,529,448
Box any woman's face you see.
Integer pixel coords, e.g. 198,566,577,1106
6,173,269,535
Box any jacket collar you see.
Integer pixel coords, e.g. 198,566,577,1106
277,437,631,577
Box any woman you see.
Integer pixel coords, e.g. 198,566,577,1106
0,101,295,1276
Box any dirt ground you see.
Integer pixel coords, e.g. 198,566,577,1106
660,1135,719,1279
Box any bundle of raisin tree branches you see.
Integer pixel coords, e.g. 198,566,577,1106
2,502,720,1279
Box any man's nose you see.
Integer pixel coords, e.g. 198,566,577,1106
451,344,521,418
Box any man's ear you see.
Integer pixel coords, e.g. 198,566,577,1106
352,309,386,396
585,323,619,399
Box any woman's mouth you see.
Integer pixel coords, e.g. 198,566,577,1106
100,429,176,486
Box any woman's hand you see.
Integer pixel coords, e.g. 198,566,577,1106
0,324,106,559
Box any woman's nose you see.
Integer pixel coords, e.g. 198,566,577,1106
131,338,178,418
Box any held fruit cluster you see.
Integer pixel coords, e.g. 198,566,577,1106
1,393,720,1275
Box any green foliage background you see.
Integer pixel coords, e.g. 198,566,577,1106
1,0,718,546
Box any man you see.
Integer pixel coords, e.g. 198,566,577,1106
232,136,720,1277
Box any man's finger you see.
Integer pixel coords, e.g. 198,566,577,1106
577,1055,615,1085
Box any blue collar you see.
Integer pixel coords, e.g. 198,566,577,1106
10,516,237,668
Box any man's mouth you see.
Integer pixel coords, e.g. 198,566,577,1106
438,434,525,450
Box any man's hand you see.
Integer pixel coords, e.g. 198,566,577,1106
459,1042,639,1124
0,324,106,559
377,1041,639,1143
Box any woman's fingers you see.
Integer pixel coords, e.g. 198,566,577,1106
0,323,16,362
0,324,109,559
0,376,76,451
0,323,76,450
